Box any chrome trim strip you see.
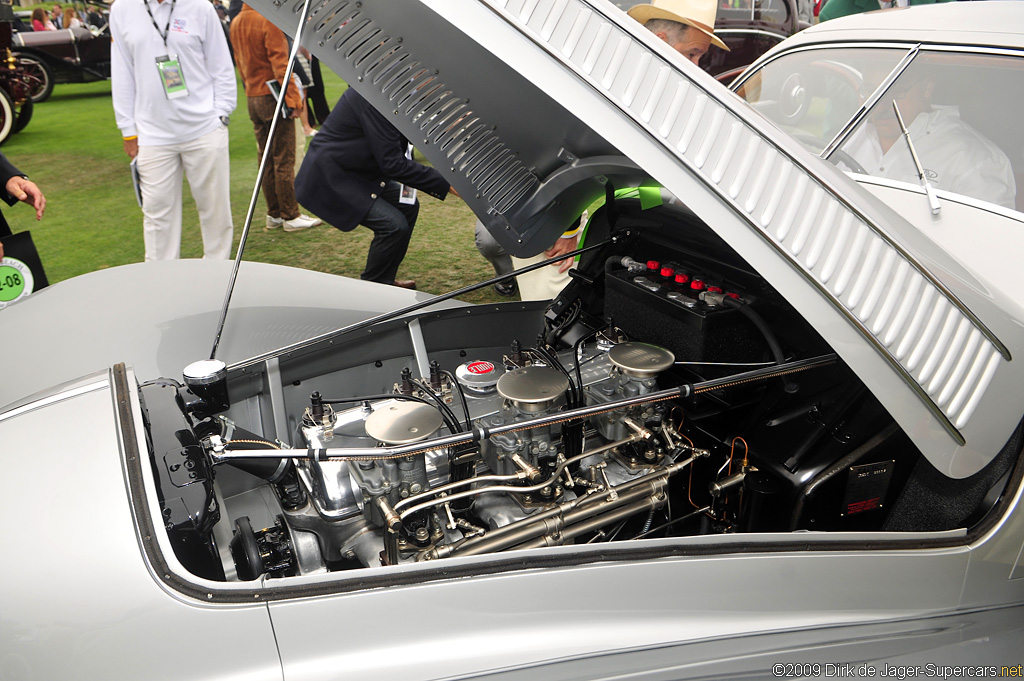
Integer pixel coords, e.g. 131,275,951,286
850,175,1024,222
0,379,109,423
735,40,1024,92
715,28,787,40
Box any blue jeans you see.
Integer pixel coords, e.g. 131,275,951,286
361,181,419,283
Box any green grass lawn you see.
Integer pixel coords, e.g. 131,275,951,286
3,70,505,303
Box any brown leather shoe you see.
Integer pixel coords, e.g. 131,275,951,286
391,279,417,290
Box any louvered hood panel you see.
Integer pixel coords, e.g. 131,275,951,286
247,0,1022,478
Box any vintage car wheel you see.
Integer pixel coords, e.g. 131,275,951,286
0,89,15,146
12,98,33,135
13,54,55,104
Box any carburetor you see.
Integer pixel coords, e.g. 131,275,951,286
584,342,675,441
479,365,569,477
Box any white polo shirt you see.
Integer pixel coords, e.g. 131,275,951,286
111,0,236,145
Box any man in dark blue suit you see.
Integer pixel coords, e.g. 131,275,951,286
0,154,46,261
295,88,456,289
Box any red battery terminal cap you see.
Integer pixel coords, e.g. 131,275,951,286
674,273,690,285
646,260,660,271
660,266,675,278
690,279,705,291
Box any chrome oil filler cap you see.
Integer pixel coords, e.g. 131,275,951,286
455,360,502,395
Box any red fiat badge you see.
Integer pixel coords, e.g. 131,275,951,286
466,361,495,374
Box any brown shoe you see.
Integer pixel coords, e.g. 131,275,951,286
391,280,417,290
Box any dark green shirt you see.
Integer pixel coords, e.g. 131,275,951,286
819,0,954,23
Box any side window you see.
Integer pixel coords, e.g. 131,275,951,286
835,51,1021,212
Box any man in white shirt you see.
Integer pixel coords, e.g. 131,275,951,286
111,0,237,261
843,75,1016,210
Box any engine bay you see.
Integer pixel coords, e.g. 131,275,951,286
137,197,951,583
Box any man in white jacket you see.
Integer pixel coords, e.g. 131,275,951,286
111,0,237,261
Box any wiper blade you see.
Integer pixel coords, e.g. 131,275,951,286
892,101,941,216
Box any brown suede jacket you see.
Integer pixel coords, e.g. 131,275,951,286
228,3,303,110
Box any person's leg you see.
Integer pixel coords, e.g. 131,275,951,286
474,219,517,295
360,183,414,284
474,220,514,276
307,57,331,126
135,142,184,261
264,103,299,220
181,126,234,259
294,118,306,169
248,95,282,220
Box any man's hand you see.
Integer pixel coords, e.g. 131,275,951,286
123,137,139,159
6,176,46,221
449,185,460,199
543,234,578,274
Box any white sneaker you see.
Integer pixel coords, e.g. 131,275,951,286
283,214,322,232
266,215,284,230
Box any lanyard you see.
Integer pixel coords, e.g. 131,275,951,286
144,0,177,49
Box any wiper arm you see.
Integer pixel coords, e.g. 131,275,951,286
892,101,941,216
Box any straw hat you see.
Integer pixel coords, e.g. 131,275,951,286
627,0,729,51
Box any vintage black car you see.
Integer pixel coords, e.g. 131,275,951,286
11,24,111,104
611,0,810,81
0,21,36,144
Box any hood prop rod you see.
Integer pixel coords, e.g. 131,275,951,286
228,236,616,372
209,0,315,361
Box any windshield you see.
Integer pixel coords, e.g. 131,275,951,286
736,46,908,154
737,46,1023,212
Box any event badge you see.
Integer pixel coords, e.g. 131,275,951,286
399,143,418,205
399,184,418,205
0,256,35,309
156,55,188,99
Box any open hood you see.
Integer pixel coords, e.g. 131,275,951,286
245,0,1024,478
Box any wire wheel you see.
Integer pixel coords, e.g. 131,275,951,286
13,54,55,104
12,98,33,135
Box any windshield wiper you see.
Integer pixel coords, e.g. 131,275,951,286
892,100,941,216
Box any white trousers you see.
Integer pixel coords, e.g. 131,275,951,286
136,126,233,261
511,253,574,301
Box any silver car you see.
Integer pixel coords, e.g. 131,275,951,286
2,1,1022,678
